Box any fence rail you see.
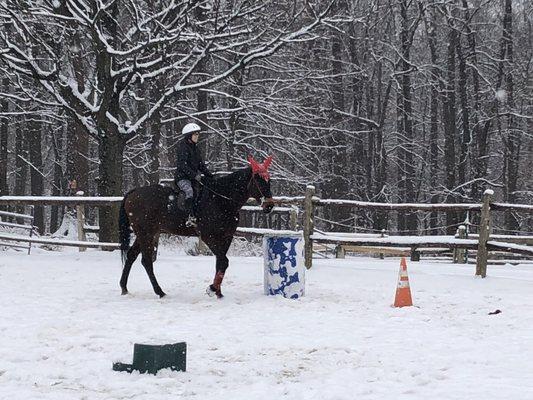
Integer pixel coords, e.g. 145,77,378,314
0,233,119,249
315,199,483,212
0,196,123,206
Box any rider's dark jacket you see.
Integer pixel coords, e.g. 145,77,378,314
174,137,213,182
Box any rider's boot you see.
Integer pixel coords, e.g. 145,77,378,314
184,198,197,227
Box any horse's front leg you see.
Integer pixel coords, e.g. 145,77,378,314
207,255,228,299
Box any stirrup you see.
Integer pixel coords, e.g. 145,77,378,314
185,215,197,227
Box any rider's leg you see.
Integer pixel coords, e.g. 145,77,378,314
176,179,196,226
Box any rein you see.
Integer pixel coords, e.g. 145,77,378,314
200,173,269,205
199,180,235,202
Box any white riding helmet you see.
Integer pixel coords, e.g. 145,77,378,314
182,122,201,135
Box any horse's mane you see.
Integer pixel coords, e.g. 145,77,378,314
206,167,251,193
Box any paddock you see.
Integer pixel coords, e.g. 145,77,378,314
1,248,532,400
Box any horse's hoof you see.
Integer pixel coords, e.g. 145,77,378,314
206,285,216,297
158,292,166,298
121,289,128,295
206,285,224,299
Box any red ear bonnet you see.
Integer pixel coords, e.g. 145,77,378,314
248,155,273,181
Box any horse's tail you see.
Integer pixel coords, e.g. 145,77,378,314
118,193,132,266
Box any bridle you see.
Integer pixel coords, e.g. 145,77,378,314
248,174,275,208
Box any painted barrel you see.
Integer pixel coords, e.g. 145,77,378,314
263,233,305,299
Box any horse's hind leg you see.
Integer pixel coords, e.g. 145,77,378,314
120,239,141,295
152,232,160,263
139,235,166,298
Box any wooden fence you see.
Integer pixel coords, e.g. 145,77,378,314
2,188,533,278
301,186,533,277
0,207,36,254
0,194,298,251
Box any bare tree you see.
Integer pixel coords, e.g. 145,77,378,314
0,0,333,241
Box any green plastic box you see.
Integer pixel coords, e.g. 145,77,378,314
113,342,186,375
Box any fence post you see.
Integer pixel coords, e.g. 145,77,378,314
289,206,299,231
303,185,315,269
27,205,35,255
380,229,386,259
454,225,467,263
476,189,493,277
76,191,87,252
335,244,345,259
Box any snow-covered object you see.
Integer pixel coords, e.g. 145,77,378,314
263,234,305,298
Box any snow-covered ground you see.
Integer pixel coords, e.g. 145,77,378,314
1,248,532,400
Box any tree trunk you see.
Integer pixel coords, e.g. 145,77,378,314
28,117,44,233
456,31,471,200
50,128,64,233
399,0,417,234
374,70,392,231
328,21,350,232
227,64,244,169
97,130,125,244
66,31,89,195
502,0,519,232
148,113,161,185
424,5,441,233
148,82,162,185
462,0,484,205
443,21,458,234
396,91,406,233
66,117,89,194
14,123,28,221
0,77,8,198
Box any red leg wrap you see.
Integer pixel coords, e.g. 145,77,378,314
213,271,225,290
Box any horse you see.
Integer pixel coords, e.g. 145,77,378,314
118,156,275,299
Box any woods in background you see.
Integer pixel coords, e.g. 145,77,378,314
0,0,531,240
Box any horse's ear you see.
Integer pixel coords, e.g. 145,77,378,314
263,155,273,169
248,155,260,172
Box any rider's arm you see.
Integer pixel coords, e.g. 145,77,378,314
198,158,213,177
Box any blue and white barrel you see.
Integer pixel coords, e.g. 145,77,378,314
263,233,305,299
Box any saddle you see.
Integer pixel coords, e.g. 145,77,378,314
169,182,200,214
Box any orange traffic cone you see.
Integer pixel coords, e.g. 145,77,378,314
393,257,413,307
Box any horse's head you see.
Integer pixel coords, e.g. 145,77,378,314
248,155,275,214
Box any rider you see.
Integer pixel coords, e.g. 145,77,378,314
174,122,213,227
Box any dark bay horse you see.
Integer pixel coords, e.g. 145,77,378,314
118,156,274,298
